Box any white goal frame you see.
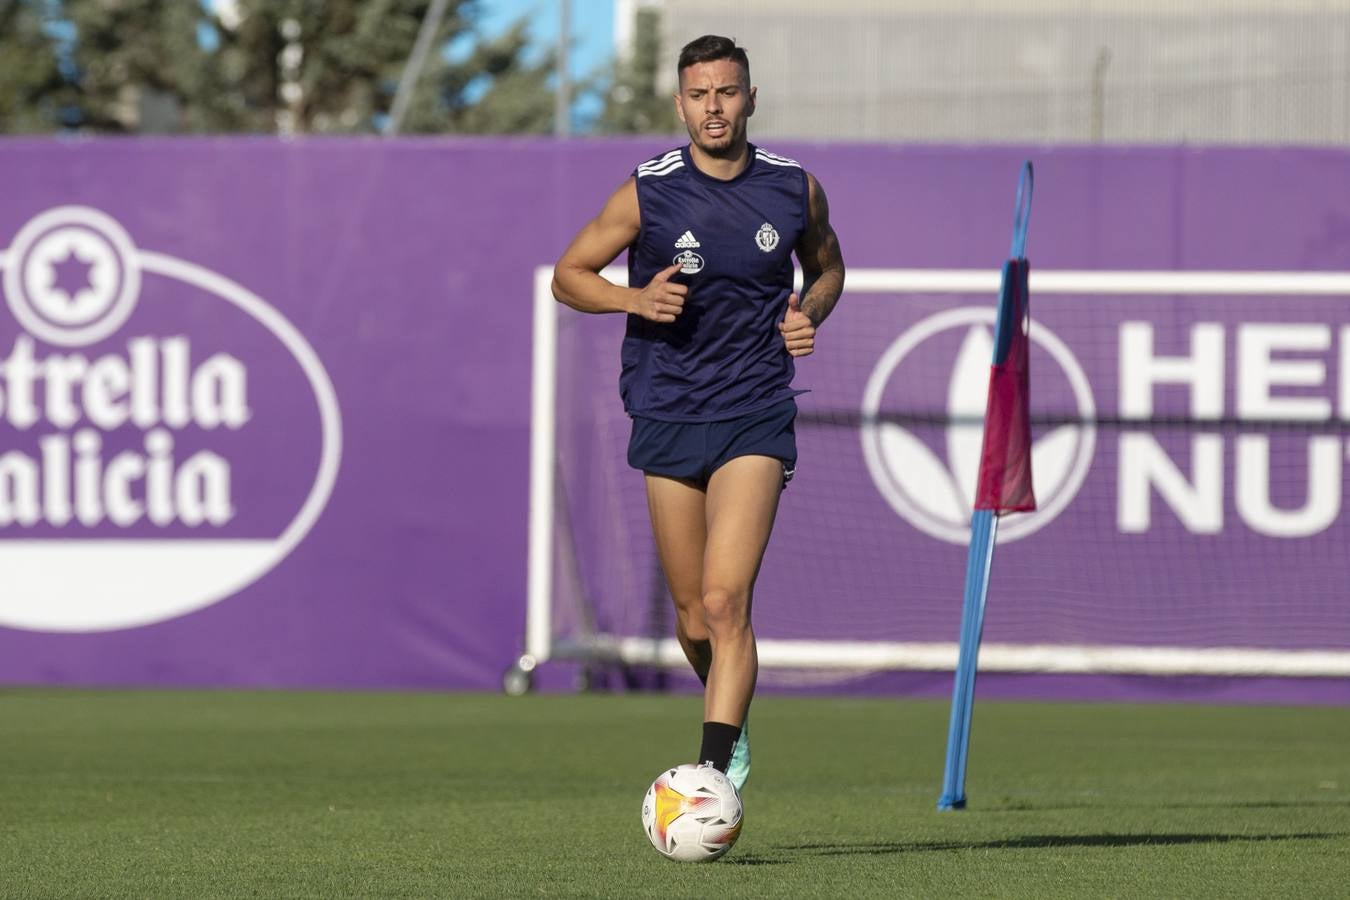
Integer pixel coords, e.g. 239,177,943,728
520,265,1350,685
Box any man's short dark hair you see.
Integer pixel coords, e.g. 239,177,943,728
678,35,750,81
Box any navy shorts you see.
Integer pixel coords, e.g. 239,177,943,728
627,399,798,487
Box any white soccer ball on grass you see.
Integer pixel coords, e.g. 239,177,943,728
641,763,744,862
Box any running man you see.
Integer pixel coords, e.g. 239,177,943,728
551,34,845,790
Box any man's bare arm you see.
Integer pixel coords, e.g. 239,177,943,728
552,178,640,314
778,172,845,357
795,172,845,326
552,179,687,322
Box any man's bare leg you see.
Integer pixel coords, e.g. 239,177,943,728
644,474,712,682
701,455,784,728
644,457,782,777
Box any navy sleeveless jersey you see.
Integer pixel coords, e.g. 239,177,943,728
622,144,809,422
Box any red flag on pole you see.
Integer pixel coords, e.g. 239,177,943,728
974,258,1035,514
941,161,1036,813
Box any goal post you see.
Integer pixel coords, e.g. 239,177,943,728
511,264,1350,694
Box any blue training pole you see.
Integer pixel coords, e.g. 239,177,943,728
938,511,999,810
937,162,1034,812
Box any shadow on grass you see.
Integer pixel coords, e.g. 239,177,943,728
988,799,1350,813
1160,800,1350,811
721,855,789,866
779,832,1348,857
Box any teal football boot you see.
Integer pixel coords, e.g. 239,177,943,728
727,718,750,792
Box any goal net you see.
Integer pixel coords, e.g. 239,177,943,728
521,265,1350,688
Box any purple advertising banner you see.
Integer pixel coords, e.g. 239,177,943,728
0,139,1347,703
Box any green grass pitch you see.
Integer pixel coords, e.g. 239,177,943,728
1,688,1347,898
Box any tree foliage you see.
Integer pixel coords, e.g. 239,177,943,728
64,0,226,132
401,20,557,135
596,8,674,135
0,0,563,134
0,0,70,133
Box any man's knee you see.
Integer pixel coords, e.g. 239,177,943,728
701,587,749,635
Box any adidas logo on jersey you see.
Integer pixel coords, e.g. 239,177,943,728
674,230,701,249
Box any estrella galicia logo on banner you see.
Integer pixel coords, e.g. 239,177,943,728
0,206,342,632
860,307,1095,544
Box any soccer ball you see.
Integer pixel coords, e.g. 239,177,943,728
641,764,744,862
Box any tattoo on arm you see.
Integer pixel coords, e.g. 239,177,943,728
797,173,845,326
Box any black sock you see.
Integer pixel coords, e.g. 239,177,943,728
698,721,742,772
